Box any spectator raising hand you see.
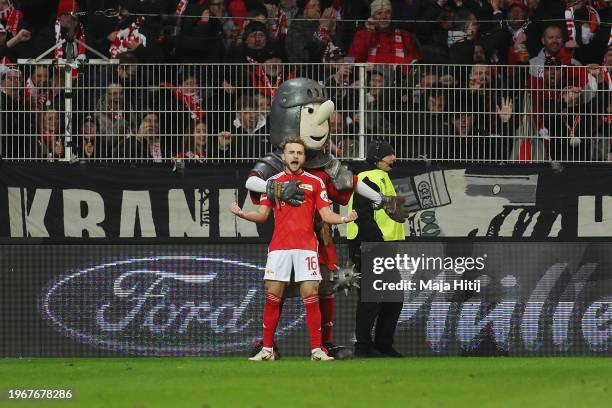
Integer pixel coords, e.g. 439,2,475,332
496,97,514,123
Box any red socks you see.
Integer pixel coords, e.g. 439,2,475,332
303,294,322,351
263,292,282,348
319,293,336,345
263,292,331,351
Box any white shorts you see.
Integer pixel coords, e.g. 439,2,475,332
264,249,321,282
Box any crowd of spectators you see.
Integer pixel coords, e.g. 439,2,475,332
0,0,611,162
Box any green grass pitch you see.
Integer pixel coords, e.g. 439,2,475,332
1,357,610,408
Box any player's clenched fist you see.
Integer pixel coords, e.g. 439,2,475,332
229,201,272,224
229,202,243,216
342,210,358,223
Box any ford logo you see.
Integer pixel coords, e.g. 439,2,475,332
40,255,305,355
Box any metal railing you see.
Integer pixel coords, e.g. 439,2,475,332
0,62,610,163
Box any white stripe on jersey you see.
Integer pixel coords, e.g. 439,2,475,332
302,171,326,189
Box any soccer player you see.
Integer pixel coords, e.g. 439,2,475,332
230,136,358,361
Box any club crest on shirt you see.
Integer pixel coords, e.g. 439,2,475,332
320,190,330,203
299,184,313,191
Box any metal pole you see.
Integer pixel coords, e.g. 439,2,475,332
358,63,366,160
64,63,73,161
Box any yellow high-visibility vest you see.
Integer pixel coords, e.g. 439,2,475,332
347,168,405,241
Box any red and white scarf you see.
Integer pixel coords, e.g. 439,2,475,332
565,5,599,42
4,5,22,36
367,29,415,64
245,56,295,97
509,19,530,42
176,0,207,16
109,17,147,58
271,9,289,40
25,78,50,110
159,82,205,121
54,18,86,60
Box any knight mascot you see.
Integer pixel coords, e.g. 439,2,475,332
245,78,444,359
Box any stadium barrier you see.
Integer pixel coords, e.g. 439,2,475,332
2,161,612,357
1,242,610,357
3,161,612,240
1,62,610,163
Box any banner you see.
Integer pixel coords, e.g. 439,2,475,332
1,243,610,357
1,162,612,240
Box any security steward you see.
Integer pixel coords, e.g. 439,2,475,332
347,140,405,357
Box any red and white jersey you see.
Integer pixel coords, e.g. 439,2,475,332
261,170,330,252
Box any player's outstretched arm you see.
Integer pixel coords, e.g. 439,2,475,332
229,202,271,223
318,207,358,225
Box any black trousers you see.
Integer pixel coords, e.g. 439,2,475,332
349,240,403,349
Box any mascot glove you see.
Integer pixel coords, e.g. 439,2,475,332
266,179,305,207
375,195,410,223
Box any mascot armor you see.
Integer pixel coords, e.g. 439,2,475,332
246,78,360,360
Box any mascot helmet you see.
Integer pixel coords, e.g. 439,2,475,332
270,78,335,150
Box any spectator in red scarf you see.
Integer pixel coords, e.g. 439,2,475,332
100,0,164,62
174,120,209,161
24,65,50,110
562,0,604,64
224,22,296,98
0,19,30,64
348,0,420,75
0,0,28,63
495,1,536,65
54,0,86,61
160,67,206,124
245,41,296,97
529,24,582,78
115,112,173,161
265,0,299,45
226,21,269,63
0,0,25,39
35,108,64,160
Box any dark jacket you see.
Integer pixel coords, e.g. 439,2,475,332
285,18,328,64
544,99,598,162
350,163,385,242
175,2,226,63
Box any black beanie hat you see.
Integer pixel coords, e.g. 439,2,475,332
366,139,395,164
242,21,268,44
